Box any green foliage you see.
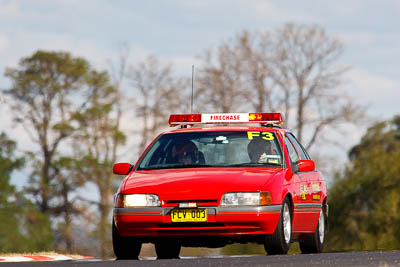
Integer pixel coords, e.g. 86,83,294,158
4,50,93,215
0,133,23,197
0,197,54,253
326,115,400,251
70,69,124,258
0,132,54,253
2,50,104,253
4,50,89,106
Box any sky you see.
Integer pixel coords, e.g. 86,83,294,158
0,0,399,187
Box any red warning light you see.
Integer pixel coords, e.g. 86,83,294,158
169,114,202,126
249,113,283,123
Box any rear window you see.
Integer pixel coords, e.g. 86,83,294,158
137,131,284,170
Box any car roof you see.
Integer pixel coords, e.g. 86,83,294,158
163,125,289,135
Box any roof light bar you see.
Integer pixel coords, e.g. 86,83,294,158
169,113,283,126
249,113,283,123
168,114,201,125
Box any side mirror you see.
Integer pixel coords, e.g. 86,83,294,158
297,160,315,172
113,163,133,175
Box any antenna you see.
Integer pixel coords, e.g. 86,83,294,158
191,65,194,113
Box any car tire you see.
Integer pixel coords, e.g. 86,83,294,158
112,220,142,260
299,210,326,254
264,198,292,255
155,240,181,259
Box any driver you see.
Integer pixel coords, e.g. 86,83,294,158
171,141,200,165
247,138,273,164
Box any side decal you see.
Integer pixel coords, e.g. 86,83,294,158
312,184,321,192
300,185,308,200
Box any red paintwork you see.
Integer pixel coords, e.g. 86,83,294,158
113,125,328,242
123,168,284,204
297,160,315,172
113,163,131,175
115,212,280,237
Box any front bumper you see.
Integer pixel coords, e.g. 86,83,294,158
113,205,281,238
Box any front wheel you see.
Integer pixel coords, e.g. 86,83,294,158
264,198,292,255
299,210,326,253
155,239,181,259
112,221,142,260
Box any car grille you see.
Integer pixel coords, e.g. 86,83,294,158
158,222,224,228
164,199,219,206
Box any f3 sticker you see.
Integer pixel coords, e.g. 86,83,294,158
247,131,275,141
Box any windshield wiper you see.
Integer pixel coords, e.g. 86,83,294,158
225,162,282,168
139,164,214,170
170,164,214,169
139,162,282,170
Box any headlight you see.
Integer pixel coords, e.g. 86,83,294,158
115,194,160,208
220,192,272,206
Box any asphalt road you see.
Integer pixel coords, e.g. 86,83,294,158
2,251,400,267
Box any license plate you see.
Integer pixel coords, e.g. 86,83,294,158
171,209,207,222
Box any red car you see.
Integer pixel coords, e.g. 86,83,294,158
112,113,328,259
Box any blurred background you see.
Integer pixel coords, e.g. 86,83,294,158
0,0,399,259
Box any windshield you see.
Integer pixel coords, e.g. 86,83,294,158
137,131,284,170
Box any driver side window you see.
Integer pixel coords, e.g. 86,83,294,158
285,137,300,164
287,133,309,160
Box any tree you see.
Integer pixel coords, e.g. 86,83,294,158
197,38,248,113
128,55,188,152
0,132,54,252
197,23,364,151
271,23,363,149
4,50,133,256
107,43,130,162
4,51,90,214
71,70,126,258
326,115,400,251
51,156,87,253
3,51,102,253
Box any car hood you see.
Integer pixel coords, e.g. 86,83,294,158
123,167,283,201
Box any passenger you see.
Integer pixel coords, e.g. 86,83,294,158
171,141,200,165
247,138,273,163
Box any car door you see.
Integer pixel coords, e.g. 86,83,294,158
286,133,320,232
283,135,307,232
